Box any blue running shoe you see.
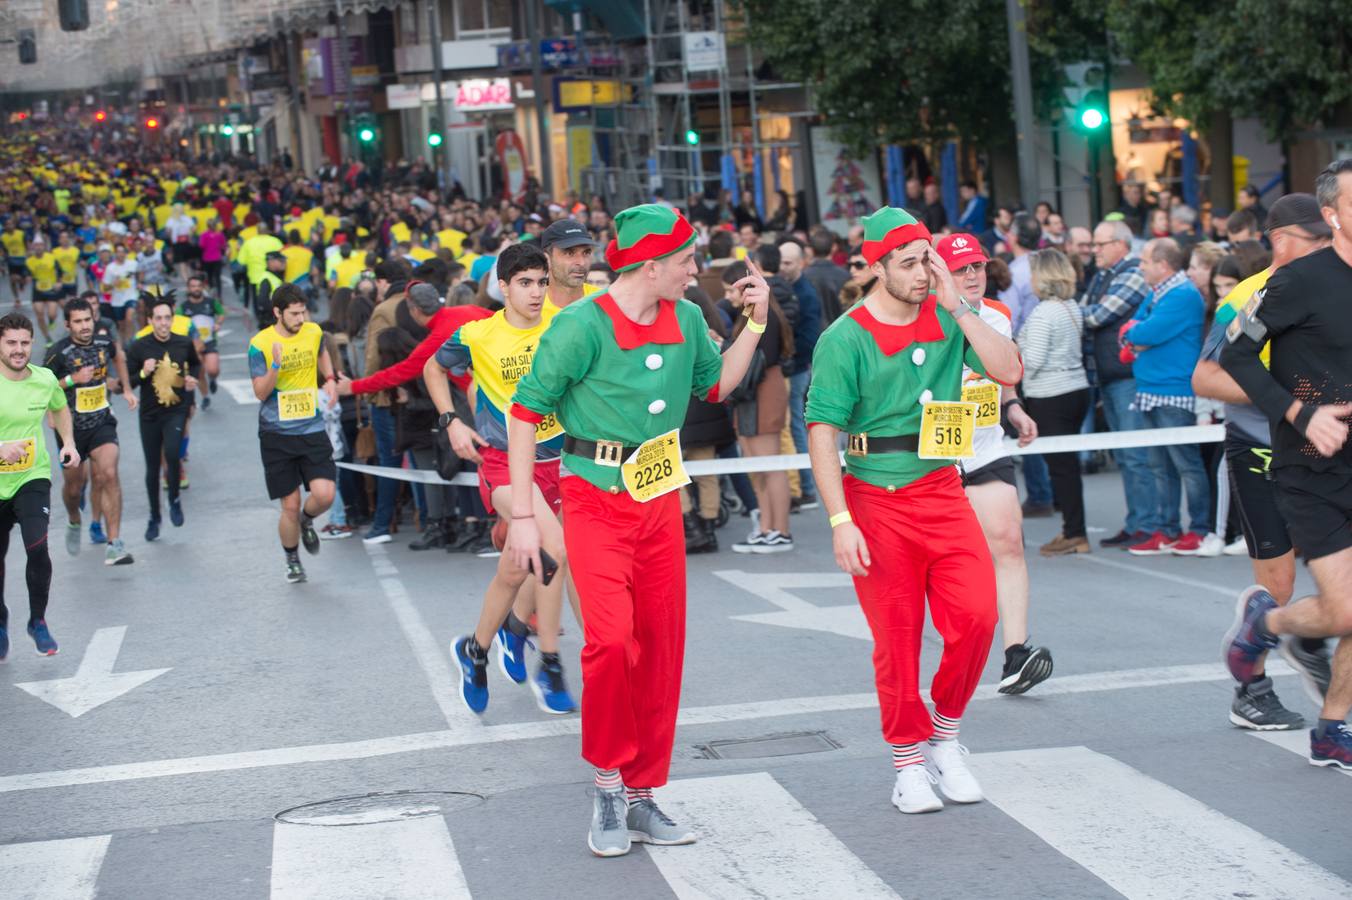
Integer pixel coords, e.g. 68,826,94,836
531,657,578,715
145,518,160,542
0,626,9,663
27,620,58,656
495,626,529,684
89,521,107,544
453,635,489,714
169,498,185,527
1223,585,1278,684
1310,723,1352,770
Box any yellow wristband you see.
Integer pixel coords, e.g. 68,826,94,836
745,318,766,334
829,511,852,528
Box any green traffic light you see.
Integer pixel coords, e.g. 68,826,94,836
427,133,443,147
220,124,234,136
358,127,376,143
1079,107,1106,130
685,129,700,146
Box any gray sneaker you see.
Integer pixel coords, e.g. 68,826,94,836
1279,636,1331,707
104,539,134,566
65,522,81,556
1229,676,1304,731
627,797,695,845
588,789,632,858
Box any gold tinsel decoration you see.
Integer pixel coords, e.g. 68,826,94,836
151,351,184,407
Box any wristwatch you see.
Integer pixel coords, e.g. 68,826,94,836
952,295,977,320
438,410,459,430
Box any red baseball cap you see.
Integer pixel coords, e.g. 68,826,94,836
935,233,989,271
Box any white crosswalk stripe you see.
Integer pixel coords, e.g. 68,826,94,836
270,814,471,899
216,377,260,405
1250,729,1352,777
0,834,109,900
650,772,900,899
978,745,1352,899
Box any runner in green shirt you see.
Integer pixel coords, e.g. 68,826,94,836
0,312,79,661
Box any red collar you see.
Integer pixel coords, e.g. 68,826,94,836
595,293,685,350
848,297,946,355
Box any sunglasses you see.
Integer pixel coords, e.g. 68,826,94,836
849,260,867,270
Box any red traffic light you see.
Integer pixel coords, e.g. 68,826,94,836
16,112,28,121
145,117,159,129
94,110,106,122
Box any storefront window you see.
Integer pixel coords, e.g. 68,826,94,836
455,0,511,37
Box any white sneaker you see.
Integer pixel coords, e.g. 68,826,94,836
1193,532,1225,557
921,740,983,803
891,764,944,814
1223,536,1249,556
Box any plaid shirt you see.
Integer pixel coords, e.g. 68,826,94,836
1132,270,1196,413
1079,256,1151,382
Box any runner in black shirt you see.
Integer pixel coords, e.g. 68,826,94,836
1222,159,1352,769
126,297,201,542
177,273,224,407
43,297,136,564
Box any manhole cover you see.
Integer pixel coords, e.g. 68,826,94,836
275,791,485,827
699,731,841,760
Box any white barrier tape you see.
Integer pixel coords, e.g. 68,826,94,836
337,424,1225,486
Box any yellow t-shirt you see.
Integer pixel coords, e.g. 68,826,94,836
408,246,436,263
52,246,80,284
332,254,367,290
282,245,314,283
26,253,58,292
436,228,467,257
2,229,27,257
248,321,326,435
389,221,412,244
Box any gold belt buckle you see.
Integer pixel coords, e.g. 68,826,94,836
594,439,624,467
846,432,868,457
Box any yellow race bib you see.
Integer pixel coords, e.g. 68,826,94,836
621,429,690,502
917,401,976,459
962,382,1000,428
75,384,109,413
534,410,564,443
278,389,317,421
0,437,36,472
197,324,213,342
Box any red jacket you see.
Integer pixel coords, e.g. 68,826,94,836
351,304,492,395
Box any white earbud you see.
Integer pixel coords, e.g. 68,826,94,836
1336,218,1343,231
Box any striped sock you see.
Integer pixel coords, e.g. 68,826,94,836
594,768,623,792
931,711,960,742
891,743,923,770
626,787,653,806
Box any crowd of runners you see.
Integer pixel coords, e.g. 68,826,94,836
1,115,1350,860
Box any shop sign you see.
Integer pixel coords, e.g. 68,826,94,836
553,78,631,113
455,78,513,112
386,84,423,110
683,32,724,72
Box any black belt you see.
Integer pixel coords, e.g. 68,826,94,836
563,435,639,467
846,433,919,456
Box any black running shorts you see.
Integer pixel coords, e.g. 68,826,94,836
259,430,336,500
1273,465,1352,561
1224,435,1292,560
961,456,1017,489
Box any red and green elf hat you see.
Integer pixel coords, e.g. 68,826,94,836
605,204,697,273
860,206,933,266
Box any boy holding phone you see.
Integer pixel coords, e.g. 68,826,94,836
424,242,576,717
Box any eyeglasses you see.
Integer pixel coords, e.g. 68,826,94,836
849,260,867,270
1091,239,1125,249
956,262,986,276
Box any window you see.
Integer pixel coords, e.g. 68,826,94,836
455,0,511,38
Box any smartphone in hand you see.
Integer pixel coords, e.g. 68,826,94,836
529,548,559,586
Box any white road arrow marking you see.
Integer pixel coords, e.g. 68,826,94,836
713,570,872,640
14,626,171,718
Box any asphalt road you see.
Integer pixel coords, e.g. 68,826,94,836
2,296,1348,900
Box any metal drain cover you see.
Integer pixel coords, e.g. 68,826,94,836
275,790,485,827
699,731,841,760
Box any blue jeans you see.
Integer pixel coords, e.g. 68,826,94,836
1100,378,1156,534
369,405,400,536
1142,403,1212,535
788,367,816,498
718,441,758,513
1021,454,1054,506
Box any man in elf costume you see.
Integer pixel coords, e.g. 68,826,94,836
806,207,1023,814
506,204,770,857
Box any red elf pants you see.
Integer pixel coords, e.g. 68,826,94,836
560,476,686,789
844,466,998,745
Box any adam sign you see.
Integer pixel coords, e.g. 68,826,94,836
455,78,513,112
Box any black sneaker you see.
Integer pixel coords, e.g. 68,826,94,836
1100,529,1145,548
145,517,160,542
998,642,1054,695
285,558,307,584
1229,676,1304,730
408,521,446,551
1279,636,1331,707
300,516,320,556
168,498,185,528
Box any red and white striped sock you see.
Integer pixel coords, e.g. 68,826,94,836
594,768,623,792
626,787,653,806
891,743,923,770
931,711,960,742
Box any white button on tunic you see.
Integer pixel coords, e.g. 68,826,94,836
645,353,663,370
648,399,667,415
911,347,926,366
919,389,933,404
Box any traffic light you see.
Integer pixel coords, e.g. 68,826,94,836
684,129,700,146
220,124,234,136
359,126,376,143
145,117,160,130
93,110,106,122
1077,90,1108,131
427,116,443,148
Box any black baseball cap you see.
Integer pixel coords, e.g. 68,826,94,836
1265,192,1331,237
540,219,596,251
